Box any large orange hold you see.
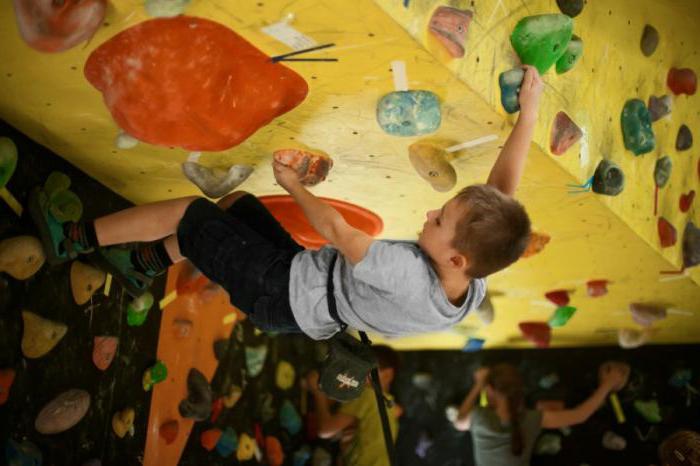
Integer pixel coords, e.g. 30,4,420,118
84,16,308,151
259,195,383,249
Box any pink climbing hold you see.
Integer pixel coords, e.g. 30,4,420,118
92,336,118,371
428,6,473,58
586,280,608,297
519,322,551,348
667,68,697,96
658,217,677,248
680,191,695,213
545,289,570,307
550,111,583,155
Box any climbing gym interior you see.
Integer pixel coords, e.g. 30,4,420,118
0,0,699,465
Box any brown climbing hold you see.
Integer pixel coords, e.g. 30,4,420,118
0,368,16,405
112,408,135,438
629,303,666,327
586,279,608,297
273,149,333,186
173,319,193,339
684,222,700,268
667,68,697,96
658,217,677,248
640,25,659,57
408,141,456,192
21,311,67,359
521,231,550,258
35,389,90,434
428,6,473,58
556,0,584,17
618,328,649,349
92,336,118,371
648,95,672,122
159,420,179,445
550,111,583,155
680,191,695,213
519,322,551,348
70,261,106,305
0,236,45,280
676,124,693,151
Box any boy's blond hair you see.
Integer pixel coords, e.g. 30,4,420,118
452,184,531,278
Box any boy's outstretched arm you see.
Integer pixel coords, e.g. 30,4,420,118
454,367,490,431
273,161,374,265
486,65,543,197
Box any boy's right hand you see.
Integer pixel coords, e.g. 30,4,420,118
598,361,630,392
273,160,302,191
474,367,490,387
518,65,544,122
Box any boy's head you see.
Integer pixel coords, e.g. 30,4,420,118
418,184,531,279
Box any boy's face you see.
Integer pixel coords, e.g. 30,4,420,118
418,197,468,268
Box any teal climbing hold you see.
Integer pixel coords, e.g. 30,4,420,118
633,399,662,423
280,399,302,435
293,445,312,466
548,306,577,328
621,99,655,155
499,68,524,114
510,14,573,74
592,160,625,196
245,344,268,377
215,427,238,458
0,137,18,189
654,156,672,188
555,34,583,74
376,90,441,136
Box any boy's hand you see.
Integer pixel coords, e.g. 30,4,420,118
273,160,302,191
473,367,490,387
518,65,543,122
598,362,630,392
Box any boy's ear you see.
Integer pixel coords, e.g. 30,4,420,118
449,253,470,270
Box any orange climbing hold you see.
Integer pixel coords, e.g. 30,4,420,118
521,231,550,258
200,428,222,451
273,149,333,186
259,195,383,249
266,436,285,466
84,16,308,151
667,68,697,96
586,280,608,297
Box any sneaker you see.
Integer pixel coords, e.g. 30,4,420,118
92,246,154,298
28,187,92,265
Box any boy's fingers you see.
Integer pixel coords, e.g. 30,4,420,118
521,67,534,88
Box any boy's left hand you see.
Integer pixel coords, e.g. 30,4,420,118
273,160,301,191
518,65,544,121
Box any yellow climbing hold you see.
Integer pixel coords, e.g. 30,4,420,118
275,360,295,390
21,311,67,359
70,261,106,305
0,236,45,280
237,432,256,462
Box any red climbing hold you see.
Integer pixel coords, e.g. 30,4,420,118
210,397,224,423
658,217,677,248
84,16,308,151
680,191,696,213
550,111,583,155
0,368,16,405
428,6,473,58
519,322,551,348
545,289,570,307
159,420,179,445
667,68,697,96
586,280,608,297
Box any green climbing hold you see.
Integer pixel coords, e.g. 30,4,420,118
654,156,672,188
548,306,577,328
143,360,168,391
499,68,524,114
633,399,662,423
621,99,655,155
127,292,154,326
592,159,625,196
44,171,72,198
510,14,573,74
49,190,83,222
555,34,583,74
0,137,18,189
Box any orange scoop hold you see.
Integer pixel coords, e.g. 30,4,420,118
84,16,308,151
273,149,333,186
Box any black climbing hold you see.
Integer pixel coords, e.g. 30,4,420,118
179,368,212,421
648,95,672,122
654,156,672,188
683,222,700,268
556,0,584,17
676,124,693,151
592,159,625,196
640,25,659,57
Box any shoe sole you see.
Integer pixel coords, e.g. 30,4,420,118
91,248,152,298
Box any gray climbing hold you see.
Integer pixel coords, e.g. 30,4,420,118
592,160,624,196
556,0,584,17
683,222,700,268
178,368,212,421
115,132,139,149
648,95,672,122
499,68,525,114
182,162,253,198
640,25,659,57
676,124,693,151
654,156,672,188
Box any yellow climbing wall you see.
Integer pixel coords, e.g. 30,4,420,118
0,0,699,350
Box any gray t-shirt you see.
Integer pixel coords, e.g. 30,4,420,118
288,240,486,340
470,407,543,466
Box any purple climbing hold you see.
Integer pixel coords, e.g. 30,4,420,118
428,6,473,58
550,111,583,155
640,25,659,57
676,124,693,151
648,95,672,122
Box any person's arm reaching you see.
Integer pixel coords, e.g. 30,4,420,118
486,65,543,197
273,162,374,265
454,367,490,431
306,371,356,438
541,363,628,429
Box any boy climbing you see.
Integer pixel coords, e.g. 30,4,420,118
29,65,543,340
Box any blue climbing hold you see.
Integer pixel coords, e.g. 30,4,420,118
376,90,441,136
280,399,302,435
462,337,485,352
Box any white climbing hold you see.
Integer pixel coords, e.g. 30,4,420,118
181,162,254,198
115,132,139,150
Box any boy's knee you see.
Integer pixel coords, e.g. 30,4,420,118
217,191,251,210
